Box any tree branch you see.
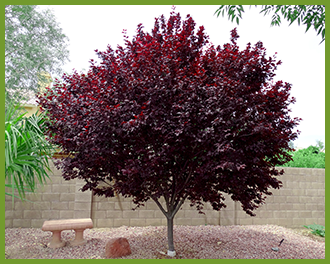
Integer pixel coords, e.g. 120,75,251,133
164,192,170,212
152,196,168,217
170,193,188,219
170,158,190,205
176,165,194,197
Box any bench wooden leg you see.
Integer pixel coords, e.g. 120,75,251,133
70,229,87,246
48,230,66,248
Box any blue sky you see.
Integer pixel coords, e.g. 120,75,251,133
38,5,325,149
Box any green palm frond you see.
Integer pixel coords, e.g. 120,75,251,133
5,97,54,205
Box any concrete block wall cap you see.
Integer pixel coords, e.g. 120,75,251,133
42,218,93,231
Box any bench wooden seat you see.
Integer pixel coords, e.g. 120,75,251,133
42,218,93,248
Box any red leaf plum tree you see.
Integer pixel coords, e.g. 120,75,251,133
38,10,300,256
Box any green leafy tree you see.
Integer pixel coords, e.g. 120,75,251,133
316,140,325,152
215,5,325,43
5,5,69,96
5,95,55,203
5,5,68,204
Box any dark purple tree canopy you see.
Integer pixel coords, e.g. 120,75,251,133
39,10,300,220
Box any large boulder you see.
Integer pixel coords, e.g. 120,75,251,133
105,237,131,258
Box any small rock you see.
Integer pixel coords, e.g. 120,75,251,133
105,237,131,258
167,250,176,257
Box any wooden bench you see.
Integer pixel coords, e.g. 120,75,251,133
42,218,93,248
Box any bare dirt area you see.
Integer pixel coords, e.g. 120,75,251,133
5,225,325,259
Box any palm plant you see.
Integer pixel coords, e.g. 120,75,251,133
5,97,54,204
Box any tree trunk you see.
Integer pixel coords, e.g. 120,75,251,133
152,196,186,257
166,216,176,256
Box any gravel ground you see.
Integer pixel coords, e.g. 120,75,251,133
5,225,325,259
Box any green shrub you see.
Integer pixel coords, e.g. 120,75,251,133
304,224,325,237
278,143,325,168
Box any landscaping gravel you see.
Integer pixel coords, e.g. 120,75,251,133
5,225,325,259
